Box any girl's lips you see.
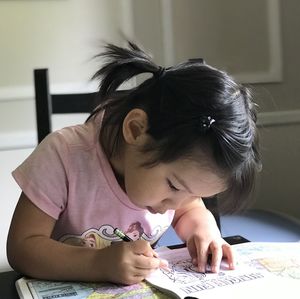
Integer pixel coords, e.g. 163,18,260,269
147,206,157,214
147,206,166,214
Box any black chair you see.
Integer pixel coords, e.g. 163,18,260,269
34,68,98,143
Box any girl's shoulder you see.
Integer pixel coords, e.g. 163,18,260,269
50,117,101,151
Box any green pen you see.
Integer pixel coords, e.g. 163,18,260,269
114,228,133,242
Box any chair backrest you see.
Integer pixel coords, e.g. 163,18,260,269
34,68,98,143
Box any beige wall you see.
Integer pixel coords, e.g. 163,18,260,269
244,0,300,219
0,0,122,86
0,0,124,141
255,0,300,111
256,123,300,219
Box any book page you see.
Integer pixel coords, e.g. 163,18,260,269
233,242,300,280
147,244,300,299
16,278,168,299
15,242,300,299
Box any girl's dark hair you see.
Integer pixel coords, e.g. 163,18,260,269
88,41,261,214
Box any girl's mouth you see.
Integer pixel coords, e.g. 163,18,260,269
147,206,166,214
146,206,157,214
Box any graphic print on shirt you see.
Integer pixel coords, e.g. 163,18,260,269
59,221,168,249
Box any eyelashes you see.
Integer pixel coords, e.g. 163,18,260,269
167,179,180,192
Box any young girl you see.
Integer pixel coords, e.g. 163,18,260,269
7,41,260,285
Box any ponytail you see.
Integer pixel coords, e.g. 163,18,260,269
92,41,161,101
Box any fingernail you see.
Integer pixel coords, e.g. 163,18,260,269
159,259,171,272
160,258,169,267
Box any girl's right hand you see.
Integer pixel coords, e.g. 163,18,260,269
99,240,164,285
7,194,167,284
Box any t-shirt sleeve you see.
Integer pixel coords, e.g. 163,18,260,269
12,131,69,220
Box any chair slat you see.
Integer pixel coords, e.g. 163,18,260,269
34,68,98,143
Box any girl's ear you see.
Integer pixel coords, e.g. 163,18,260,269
122,109,148,145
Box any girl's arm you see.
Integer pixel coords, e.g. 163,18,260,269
7,192,161,285
172,199,235,273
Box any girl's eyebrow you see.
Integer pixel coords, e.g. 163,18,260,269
172,173,194,194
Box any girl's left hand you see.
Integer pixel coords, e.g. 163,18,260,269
186,233,235,273
173,199,236,273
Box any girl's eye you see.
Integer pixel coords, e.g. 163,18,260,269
167,179,180,192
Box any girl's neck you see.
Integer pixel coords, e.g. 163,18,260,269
99,113,127,191
109,154,126,191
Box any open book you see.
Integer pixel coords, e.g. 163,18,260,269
147,242,300,298
16,242,300,299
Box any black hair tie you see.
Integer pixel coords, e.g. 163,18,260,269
198,116,215,133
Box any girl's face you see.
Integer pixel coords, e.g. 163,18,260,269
122,150,226,214
110,108,227,214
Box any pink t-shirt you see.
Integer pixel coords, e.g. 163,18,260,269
12,116,174,249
